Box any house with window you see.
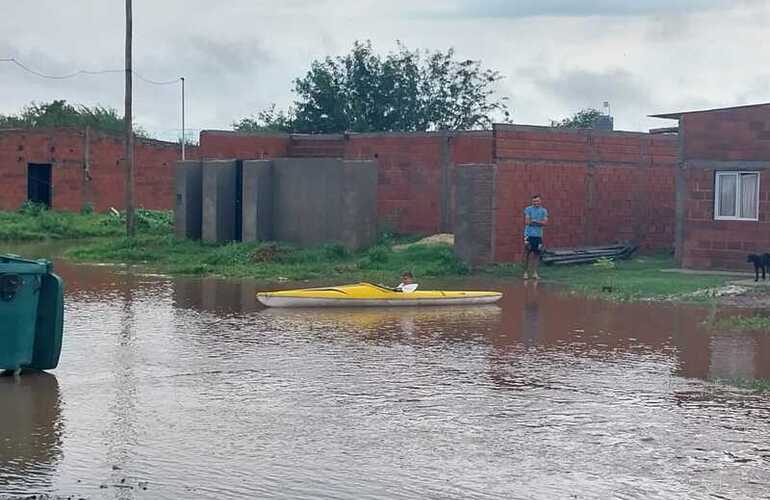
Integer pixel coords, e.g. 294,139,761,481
651,103,770,270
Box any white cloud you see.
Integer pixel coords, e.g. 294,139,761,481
1,0,769,139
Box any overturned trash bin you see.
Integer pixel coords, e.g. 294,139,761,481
0,255,64,373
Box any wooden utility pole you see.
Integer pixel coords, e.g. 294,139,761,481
124,0,136,236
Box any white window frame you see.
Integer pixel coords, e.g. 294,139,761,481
714,171,760,221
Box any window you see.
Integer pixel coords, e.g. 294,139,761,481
714,171,760,221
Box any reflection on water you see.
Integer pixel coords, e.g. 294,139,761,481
0,251,769,499
0,371,62,495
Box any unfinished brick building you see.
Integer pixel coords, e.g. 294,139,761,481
0,128,191,212
452,125,679,264
199,127,679,265
651,103,770,270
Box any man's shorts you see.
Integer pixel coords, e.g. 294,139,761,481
525,236,543,255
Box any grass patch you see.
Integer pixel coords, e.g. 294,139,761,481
482,254,733,302
709,314,770,332
65,234,468,283
0,207,171,241
3,210,755,302
713,378,770,393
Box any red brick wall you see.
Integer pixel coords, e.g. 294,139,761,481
199,131,289,159
679,106,770,269
451,132,493,164
344,133,445,233
198,130,493,235
682,104,770,161
491,125,677,262
681,167,770,270
0,128,191,212
343,131,493,234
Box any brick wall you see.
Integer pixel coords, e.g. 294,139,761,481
0,128,191,212
199,130,289,159
491,125,677,262
682,104,770,161
454,164,496,266
344,133,445,234
681,166,770,269
199,130,494,235
678,104,770,269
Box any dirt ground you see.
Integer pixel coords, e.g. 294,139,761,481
714,281,770,308
673,279,770,308
393,233,454,250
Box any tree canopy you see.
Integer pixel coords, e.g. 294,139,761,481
552,108,604,128
0,100,148,137
234,41,510,134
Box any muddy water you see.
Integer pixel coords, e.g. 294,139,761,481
1,257,770,499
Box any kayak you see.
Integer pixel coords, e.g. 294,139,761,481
257,282,502,308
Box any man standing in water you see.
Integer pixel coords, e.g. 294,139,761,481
522,194,548,280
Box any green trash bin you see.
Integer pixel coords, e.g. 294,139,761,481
0,255,64,372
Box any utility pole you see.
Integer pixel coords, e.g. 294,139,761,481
124,0,136,237
181,76,185,160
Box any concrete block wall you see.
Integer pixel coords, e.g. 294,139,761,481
271,158,377,250
454,164,496,266
202,160,239,243
0,128,191,212
339,160,378,250
241,160,273,242
174,160,203,240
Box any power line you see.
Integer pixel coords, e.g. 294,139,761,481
0,57,179,85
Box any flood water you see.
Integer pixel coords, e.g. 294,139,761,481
2,251,770,499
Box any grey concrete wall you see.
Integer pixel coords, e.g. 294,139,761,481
202,160,238,243
271,158,377,250
272,158,343,247
241,160,273,242
174,160,202,240
454,164,496,267
339,161,378,250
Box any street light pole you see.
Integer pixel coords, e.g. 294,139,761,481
124,0,135,237
181,76,185,160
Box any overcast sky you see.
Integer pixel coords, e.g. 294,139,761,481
1,0,768,141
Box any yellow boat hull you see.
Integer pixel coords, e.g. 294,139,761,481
257,282,502,308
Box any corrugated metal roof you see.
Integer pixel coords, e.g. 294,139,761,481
649,102,770,120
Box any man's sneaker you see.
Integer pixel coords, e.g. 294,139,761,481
523,272,529,280
532,273,540,280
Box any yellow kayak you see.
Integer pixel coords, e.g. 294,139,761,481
257,282,502,308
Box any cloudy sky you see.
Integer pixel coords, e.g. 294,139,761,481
1,0,768,141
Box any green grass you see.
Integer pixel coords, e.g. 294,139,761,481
0,206,171,241
713,378,770,393
65,234,468,283
482,254,733,302
709,314,770,332
0,210,752,302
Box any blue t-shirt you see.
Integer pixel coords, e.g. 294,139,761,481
524,206,548,237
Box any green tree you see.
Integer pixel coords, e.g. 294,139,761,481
0,100,149,137
553,108,604,128
233,104,294,133
235,41,510,134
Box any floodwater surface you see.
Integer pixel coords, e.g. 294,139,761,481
1,256,769,499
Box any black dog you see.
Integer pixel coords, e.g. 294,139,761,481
747,253,770,281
